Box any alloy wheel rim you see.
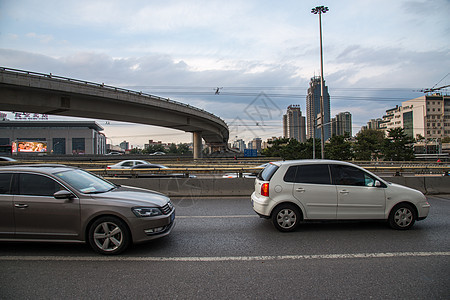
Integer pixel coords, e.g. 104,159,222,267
394,208,413,227
93,222,123,252
277,209,297,229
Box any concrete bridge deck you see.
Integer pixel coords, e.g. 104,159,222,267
0,67,229,158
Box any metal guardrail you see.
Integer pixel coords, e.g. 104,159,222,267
89,166,266,177
0,67,227,127
86,165,450,178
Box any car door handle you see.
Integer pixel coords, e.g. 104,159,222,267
339,190,349,195
15,203,29,209
295,188,305,193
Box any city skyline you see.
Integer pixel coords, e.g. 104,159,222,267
0,0,449,147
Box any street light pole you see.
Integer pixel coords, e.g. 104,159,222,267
311,5,328,159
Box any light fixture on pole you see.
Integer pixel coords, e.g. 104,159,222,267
311,5,328,159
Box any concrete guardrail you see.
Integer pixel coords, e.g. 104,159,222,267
108,176,450,197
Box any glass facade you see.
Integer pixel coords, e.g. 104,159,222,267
403,111,413,138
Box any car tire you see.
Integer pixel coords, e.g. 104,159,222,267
388,203,416,230
88,216,131,255
272,204,301,232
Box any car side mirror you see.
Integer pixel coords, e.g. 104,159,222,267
374,180,381,187
54,190,75,199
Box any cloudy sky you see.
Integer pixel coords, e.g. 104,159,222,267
0,0,449,147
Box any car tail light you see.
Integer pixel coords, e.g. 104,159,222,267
261,183,269,197
106,166,111,169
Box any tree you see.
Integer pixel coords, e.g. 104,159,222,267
129,148,141,154
142,144,166,154
167,143,191,155
354,129,385,161
261,138,290,158
325,135,353,160
176,143,191,155
261,138,320,160
442,136,450,143
383,127,415,161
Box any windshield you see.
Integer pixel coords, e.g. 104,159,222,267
54,169,116,194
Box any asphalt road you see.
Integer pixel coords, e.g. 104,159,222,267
1,195,449,299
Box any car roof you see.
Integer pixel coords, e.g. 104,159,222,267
0,156,17,161
271,159,357,167
0,164,77,174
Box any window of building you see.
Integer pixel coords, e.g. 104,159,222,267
53,138,66,155
0,138,10,145
72,138,85,154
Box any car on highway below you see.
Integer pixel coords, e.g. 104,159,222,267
0,156,17,162
149,151,166,156
107,160,150,169
251,160,430,232
0,164,175,254
222,163,268,178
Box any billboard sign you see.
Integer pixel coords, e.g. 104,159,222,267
12,141,48,153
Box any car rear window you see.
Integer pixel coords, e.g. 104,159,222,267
257,163,279,181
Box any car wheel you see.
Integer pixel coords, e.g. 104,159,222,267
388,203,416,230
88,216,130,255
272,204,301,232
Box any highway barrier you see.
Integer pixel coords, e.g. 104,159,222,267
108,176,450,197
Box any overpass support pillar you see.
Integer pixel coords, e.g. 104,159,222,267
193,132,203,159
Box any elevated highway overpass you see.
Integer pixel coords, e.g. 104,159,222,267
0,67,229,158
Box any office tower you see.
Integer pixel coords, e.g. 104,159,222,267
331,112,352,137
283,105,306,142
306,76,330,141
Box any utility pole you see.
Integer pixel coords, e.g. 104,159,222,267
311,5,328,159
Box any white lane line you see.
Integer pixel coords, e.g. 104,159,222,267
1,252,449,262
176,215,258,219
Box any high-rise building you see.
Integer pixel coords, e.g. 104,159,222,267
119,140,129,151
249,138,262,152
360,118,383,132
306,76,331,141
232,139,246,152
283,105,306,142
331,112,352,137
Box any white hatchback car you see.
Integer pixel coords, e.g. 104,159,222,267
251,160,430,232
